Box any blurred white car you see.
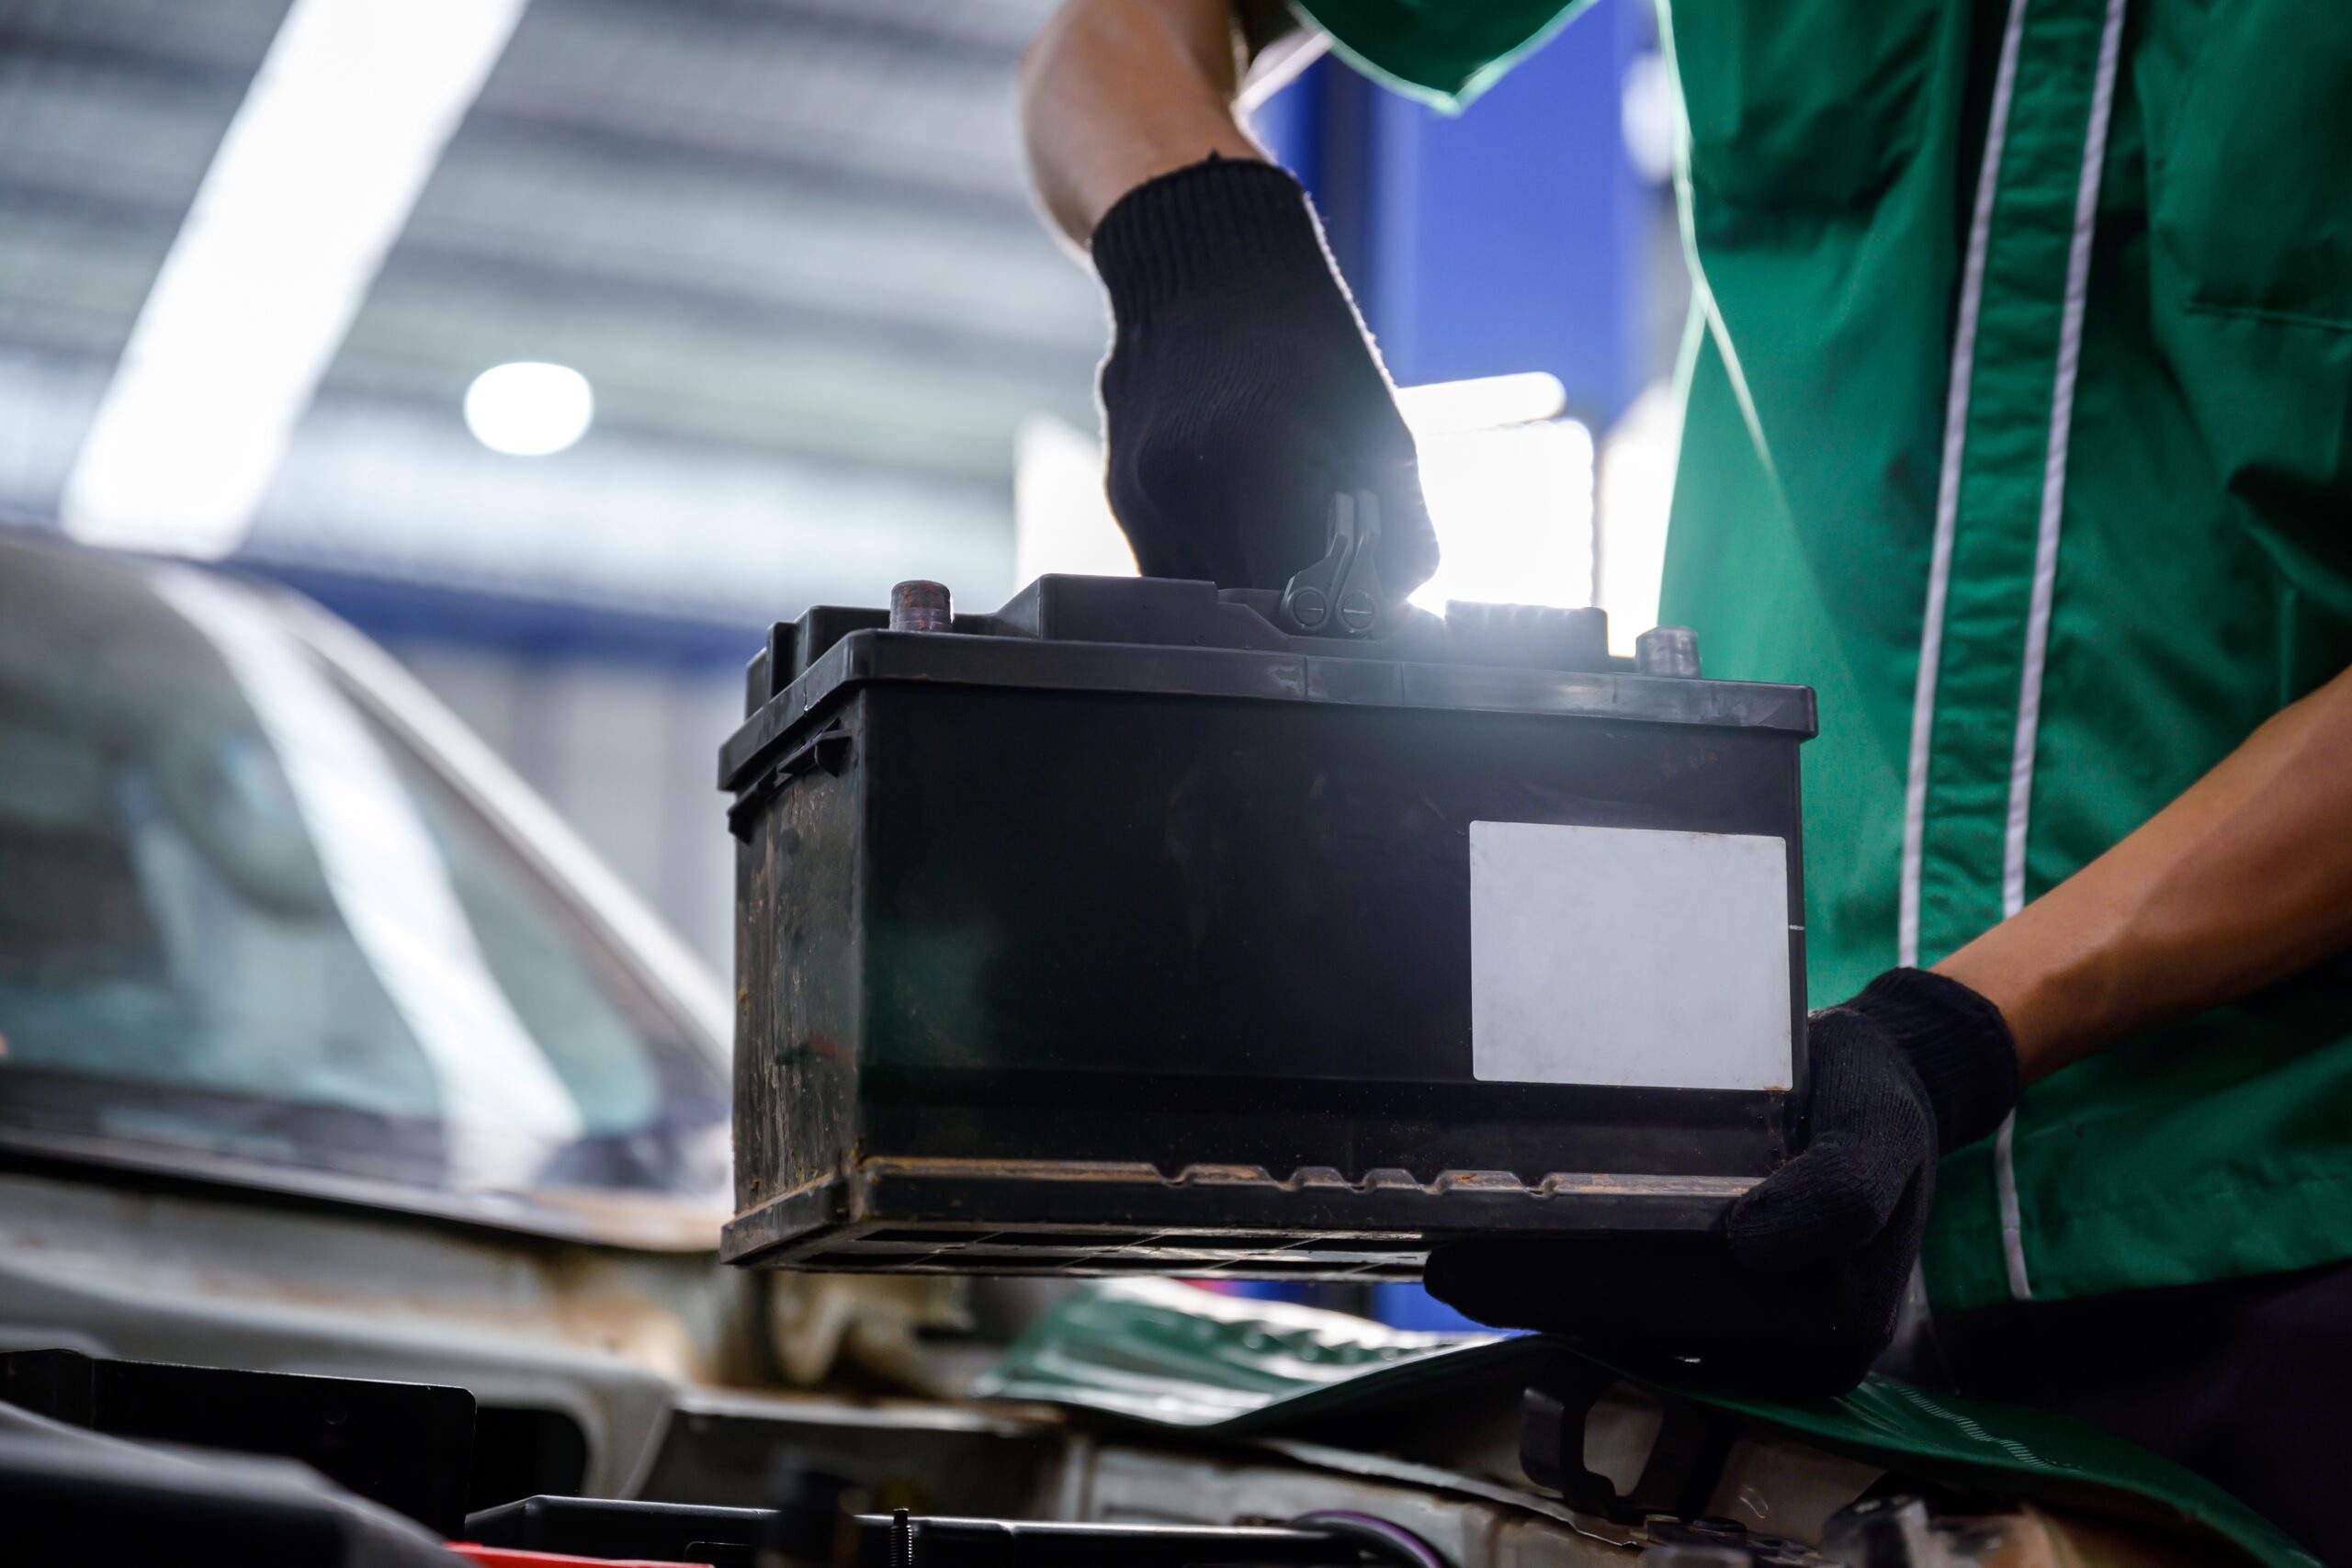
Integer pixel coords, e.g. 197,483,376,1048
0,525,769,1502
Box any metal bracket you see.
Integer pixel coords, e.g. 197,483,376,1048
726,718,854,840
1279,491,1388,638
1521,1370,1737,1529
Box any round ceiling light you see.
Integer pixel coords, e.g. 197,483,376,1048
464,361,594,457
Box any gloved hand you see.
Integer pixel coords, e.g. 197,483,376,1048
1424,968,2020,1395
1089,155,1437,595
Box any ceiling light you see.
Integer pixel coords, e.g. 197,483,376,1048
60,0,528,558
1409,417,1596,615
464,362,595,457
1395,372,1567,436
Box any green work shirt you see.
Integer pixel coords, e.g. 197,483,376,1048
1292,0,2352,1313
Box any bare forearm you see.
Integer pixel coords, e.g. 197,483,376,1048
1018,0,1313,244
1938,664,2352,1082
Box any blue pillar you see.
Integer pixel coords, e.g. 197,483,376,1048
1257,0,1651,424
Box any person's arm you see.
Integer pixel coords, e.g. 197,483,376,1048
1939,661,2352,1082
1019,0,1323,244
1015,0,1432,595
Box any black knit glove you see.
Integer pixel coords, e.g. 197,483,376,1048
1423,969,2020,1395
1089,156,1437,594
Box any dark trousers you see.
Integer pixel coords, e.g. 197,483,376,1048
1934,1261,2352,1565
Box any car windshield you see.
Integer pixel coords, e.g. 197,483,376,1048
0,536,729,1243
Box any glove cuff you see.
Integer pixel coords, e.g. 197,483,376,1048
1091,156,1343,321
1847,968,2020,1153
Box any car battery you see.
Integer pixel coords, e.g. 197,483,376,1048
718,573,1815,1279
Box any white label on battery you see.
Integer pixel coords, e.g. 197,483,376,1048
1468,821,1792,1090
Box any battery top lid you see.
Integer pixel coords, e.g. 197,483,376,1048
722,575,1814,793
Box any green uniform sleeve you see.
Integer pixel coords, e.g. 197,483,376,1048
1286,0,1585,112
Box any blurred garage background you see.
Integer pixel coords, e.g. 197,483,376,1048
0,0,1684,977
